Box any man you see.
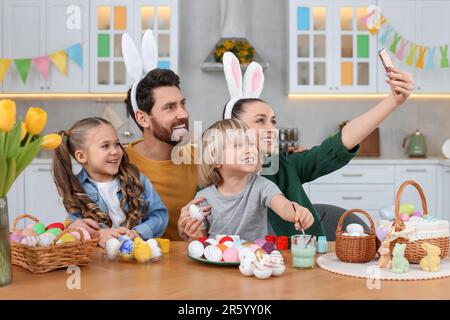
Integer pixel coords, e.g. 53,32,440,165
124,69,199,240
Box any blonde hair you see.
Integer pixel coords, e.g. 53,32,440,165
198,118,259,187
52,117,146,229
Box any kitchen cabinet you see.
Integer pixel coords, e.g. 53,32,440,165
90,0,178,92
2,0,88,92
437,165,450,220
6,175,25,231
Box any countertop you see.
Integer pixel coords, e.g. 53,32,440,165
2,241,450,299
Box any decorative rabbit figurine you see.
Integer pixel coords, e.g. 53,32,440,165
420,243,441,272
391,243,409,273
378,227,395,269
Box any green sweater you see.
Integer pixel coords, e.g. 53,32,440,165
263,132,359,237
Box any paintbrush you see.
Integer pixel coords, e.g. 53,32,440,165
304,211,327,248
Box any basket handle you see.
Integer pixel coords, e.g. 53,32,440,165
12,214,40,232
51,227,85,247
394,180,428,230
336,209,376,236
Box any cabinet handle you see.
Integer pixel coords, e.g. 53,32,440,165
40,86,44,90
37,168,51,172
406,169,427,173
342,196,363,200
342,173,363,177
335,87,339,90
46,86,50,90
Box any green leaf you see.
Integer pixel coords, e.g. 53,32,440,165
0,155,6,197
16,136,42,177
2,158,16,196
4,121,22,159
0,131,5,155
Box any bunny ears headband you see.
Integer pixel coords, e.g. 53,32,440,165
122,29,159,113
223,52,265,119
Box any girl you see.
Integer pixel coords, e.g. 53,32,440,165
179,51,415,240
178,118,314,241
53,117,168,247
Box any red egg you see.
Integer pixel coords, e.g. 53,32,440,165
218,236,233,244
46,223,65,231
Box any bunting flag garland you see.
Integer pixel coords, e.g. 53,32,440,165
362,12,450,71
0,43,83,83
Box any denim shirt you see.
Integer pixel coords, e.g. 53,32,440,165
68,169,168,240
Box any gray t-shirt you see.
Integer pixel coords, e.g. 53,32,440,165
196,175,282,241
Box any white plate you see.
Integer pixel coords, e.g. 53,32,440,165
443,139,450,159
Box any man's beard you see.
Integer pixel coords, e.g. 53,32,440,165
150,117,189,146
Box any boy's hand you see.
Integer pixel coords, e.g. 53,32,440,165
386,67,414,106
292,202,314,231
70,218,100,238
178,197,211,240
183,218,207,240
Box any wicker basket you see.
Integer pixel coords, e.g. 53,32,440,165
336,209,377,263
390,180,449,264
11,214,99,273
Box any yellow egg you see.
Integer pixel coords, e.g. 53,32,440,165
57,233,77,244
134,243,152,263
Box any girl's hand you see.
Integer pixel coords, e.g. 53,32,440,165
183,218,207,240
292,202,314,231
70,218,100,238
386,67,415,106
98,228,123,248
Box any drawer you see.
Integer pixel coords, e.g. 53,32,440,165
310,165,394,184
309,184,395,216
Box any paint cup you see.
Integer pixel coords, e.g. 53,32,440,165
291,234,316,269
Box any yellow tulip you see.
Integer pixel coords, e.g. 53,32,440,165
0,99,16,132
25,107,47,136
41,133,62,150
20,122,27,140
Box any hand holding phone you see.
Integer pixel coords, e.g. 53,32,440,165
378,48,400,95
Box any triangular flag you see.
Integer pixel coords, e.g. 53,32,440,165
50,50,67,75
32,56,50,80
0,59,12,82
66,43,83,68
14,59,32,83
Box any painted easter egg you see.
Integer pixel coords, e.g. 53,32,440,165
70,228,91,241
37,232,57,247
400,213,410,222
118,235,131,242
380,206,395,220
47,228,63,236
57,233,77,244
409,216,426,223
45,223,64,232
21,236,39,247
222,247,239,262
426,215,439,222
10,234,23,243
375,225,389,242
32,223,46,235
399,203,415,216
205,238,218,246
134,242,152,263
412,211,423,218
203,245,222,262
216,243,228,254
188,240,204,258
20,228,38,237
254,239,267,247
262,241,276,254
346,223,364,235
105,238,121,259
270,250,286,276
218,236,234,244
119,240,134,260
146,238,158,249
253,262,273,280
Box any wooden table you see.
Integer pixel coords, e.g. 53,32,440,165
1,241,450,299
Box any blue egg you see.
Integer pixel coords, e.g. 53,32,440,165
380,207,395,220
119,240,134,256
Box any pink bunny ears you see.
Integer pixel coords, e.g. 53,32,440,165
223,51,265,119
122,29,158,113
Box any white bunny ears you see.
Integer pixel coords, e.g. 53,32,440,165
223,51,265,119
122,29,159,113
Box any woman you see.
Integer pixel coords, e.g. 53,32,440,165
178,54,414,240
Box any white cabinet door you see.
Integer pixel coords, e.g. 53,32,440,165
414,1,450,93
395,165,437,217
45,0,89,92
24,164,67,226
332,0,377,93
376,0,416,94
3,0,45,92
438,165,450,221
289,0,334,93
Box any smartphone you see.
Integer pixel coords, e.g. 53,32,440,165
378,48,400,95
